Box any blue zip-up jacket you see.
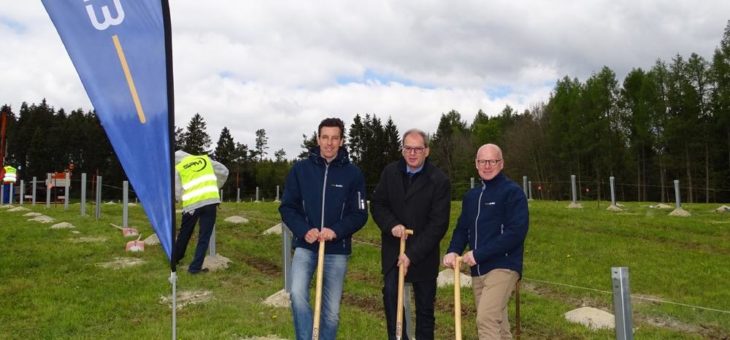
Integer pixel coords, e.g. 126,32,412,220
279,146,368,255
446,172,529,277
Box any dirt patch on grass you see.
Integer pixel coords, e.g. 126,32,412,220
238,336,287,340
641,315,702,334
70,236,108,243
159,290,212,310
342,292,381,314
28,215,54,223
96,257,145,269
240,254,281,276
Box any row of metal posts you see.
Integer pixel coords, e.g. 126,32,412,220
469,174,685,209
0,174,690,209
1,173,109,219
487,175,685,210
227,185,280,203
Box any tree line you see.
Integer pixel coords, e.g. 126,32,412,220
4,21,730,202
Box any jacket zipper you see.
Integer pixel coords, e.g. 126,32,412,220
320,163,330,232
474,184,485,276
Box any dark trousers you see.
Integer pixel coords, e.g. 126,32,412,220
382,266,437,340
173,204,217,272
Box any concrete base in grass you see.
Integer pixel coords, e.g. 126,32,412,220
565,307,614,330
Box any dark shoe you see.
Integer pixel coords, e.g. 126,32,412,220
188,268,209,274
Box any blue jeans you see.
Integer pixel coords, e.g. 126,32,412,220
290,247,349,340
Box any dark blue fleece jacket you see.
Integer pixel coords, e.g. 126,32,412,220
447,172,529,277
279,147,368,255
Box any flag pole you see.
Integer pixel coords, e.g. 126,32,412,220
161,0,177,339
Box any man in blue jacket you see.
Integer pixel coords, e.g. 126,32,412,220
443,143,529,339
279,117,368,340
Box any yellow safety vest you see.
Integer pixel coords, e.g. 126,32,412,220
175,155,219,208
3,166,17,183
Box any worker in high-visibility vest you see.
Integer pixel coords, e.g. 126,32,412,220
173,150,229,274
3,165,17,183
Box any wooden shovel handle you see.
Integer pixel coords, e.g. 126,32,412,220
395,229,414,339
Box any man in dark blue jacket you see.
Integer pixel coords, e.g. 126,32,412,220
443,143,528,339
279,117,368,340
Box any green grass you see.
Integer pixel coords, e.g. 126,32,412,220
0,200,728,339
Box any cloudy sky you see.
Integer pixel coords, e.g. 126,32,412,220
2,1,729,158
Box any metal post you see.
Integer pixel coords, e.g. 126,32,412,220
256,187,260,202
122,181,129,227
19,180,24,205
470,177,475,189
32,177,37,206
282,222,292,292
46,173,51,209
219,189,223,202
522,176,528,197
571,174,577,204
611,267,634,340
673,180,681,209
8,183,13,205
610,176,616,206
0,184,4,204
95,176,102,219
237,188,240,203
528,180,533,200
276,185,280,202
64,172,70,210
208,225,216,256
80,173,87,216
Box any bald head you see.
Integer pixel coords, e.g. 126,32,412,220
477,144,502,159
475,143,504,180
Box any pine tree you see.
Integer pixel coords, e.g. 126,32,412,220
173,126,185,150
255,128,269,161
274,149,286,162
383,117,401,162
213,127,236,166
181,113,211,154
298,131,317,160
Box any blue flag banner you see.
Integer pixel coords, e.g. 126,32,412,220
43,0,174,261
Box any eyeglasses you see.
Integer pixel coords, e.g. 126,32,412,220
403,146,426,154
476,159,502,166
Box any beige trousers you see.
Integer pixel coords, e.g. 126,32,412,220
472,269,519,340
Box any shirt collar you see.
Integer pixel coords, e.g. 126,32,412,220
406,164,424,175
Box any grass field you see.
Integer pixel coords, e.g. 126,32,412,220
1,200,728,339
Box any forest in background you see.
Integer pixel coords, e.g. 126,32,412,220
4,21,730,203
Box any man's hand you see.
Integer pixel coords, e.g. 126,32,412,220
304,228,320,244
391,224,408,238
442,252,458,268
398,253,411,276
463,250,477,266
319,227,337,241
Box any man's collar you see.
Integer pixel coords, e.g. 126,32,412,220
406,163,425,174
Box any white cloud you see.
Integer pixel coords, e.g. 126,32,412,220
2,0,730,157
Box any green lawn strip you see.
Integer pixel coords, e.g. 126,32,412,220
1,200,728,338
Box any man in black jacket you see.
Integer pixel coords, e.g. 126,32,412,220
371,128,451,340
